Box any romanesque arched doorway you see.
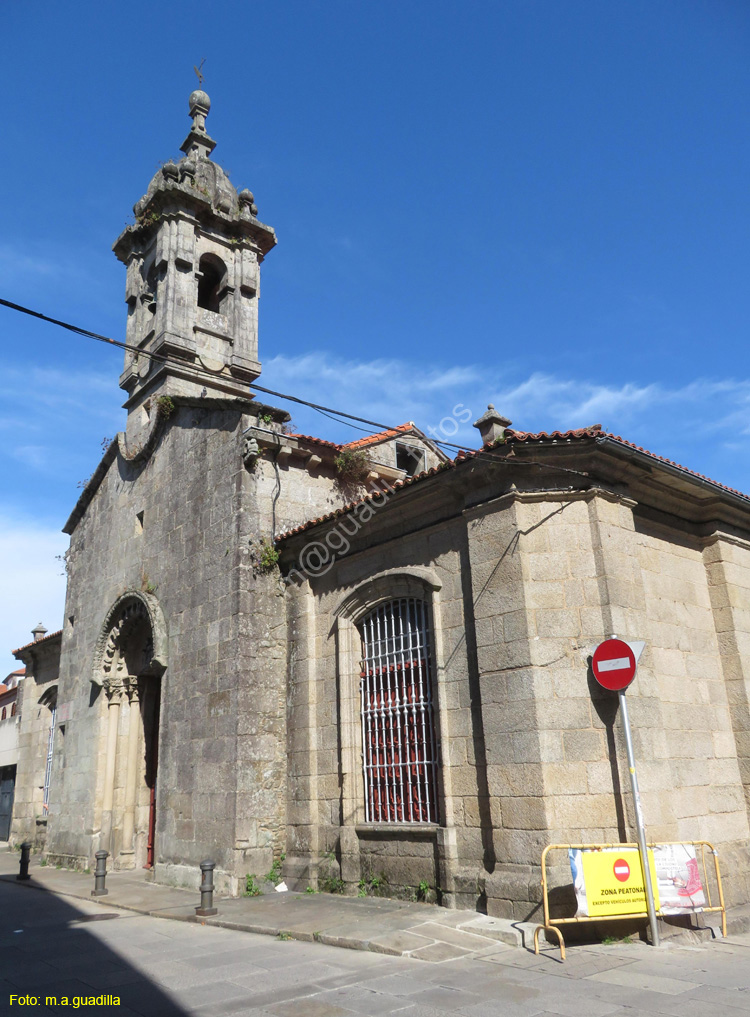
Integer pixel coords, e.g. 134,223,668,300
92,592,167,869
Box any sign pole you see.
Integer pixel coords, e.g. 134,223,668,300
618,689,660,947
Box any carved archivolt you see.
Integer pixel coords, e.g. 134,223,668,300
92,591,167,688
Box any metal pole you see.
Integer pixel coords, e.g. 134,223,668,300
91,850,109,896
17,842,31,881
195,859,218,917
618,691,660,947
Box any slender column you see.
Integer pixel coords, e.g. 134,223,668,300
120,678,141,858
101,677,124,853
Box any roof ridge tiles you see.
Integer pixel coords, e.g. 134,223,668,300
286,433,342,449
275,426,750,544
342,423,415,450
504,429,749,501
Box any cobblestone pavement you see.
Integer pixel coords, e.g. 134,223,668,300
1,874,750,1017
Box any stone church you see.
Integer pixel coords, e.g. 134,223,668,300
11,90,750,920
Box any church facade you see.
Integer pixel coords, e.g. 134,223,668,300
12,92,750,919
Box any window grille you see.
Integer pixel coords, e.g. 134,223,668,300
43,706,56,811
359,598,439,823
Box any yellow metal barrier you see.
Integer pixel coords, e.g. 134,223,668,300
534,841,726,961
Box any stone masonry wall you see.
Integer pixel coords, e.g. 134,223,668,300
48,403,354,893
11,641,60,850
475,489,750,917
48,406,285,889
284,508,482,905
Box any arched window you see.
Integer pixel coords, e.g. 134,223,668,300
1,708,5,720
197,254,227,313
358,598,439,823
10,703,16,717
39,687,57,811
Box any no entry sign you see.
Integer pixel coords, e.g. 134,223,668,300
592,638,636,691
613,858,631,882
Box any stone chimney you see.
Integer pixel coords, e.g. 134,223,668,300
473,405,512,445
32,622,48,642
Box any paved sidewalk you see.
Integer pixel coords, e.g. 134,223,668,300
2,871,750,1017
2,851,746,966
0,852,524,963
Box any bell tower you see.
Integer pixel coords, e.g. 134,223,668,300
113,90,276,441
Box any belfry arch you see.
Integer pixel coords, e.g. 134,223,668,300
92,592,167,869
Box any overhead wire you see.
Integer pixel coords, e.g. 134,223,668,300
0,296,590,482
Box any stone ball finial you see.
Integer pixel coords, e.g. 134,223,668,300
189,89,211,115
239,189,259,215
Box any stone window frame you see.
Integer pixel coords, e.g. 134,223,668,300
333,567,449,831
38,685,58,813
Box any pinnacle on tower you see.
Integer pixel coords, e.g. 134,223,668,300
180,89,217,161
112,90,277,444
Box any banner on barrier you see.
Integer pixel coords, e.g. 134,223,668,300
569,844,706,917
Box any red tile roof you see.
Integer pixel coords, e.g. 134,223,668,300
286,433,342,450
13,629,63,655
276,427,750,543
505,429,750,502
342,423,415,451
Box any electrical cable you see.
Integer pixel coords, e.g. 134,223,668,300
0,296,590,481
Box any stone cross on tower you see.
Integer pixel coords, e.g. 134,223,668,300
112,91,277,444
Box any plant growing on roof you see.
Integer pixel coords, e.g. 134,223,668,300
156,395,175,420
334,448,369,485
136,210,161,229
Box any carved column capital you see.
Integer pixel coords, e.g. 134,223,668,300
124,676,140,703
104,677,127,703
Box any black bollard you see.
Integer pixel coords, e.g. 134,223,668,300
195,859,218,917
17,842,31,881
91,850,109,896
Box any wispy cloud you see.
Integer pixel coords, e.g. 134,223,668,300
11,445,50,470
0,362,122,481
263,351,750,488
0,241,101,289
0,513,68,676
0,244,66,280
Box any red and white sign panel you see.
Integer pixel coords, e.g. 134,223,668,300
592,638,636,691
613,858,630,882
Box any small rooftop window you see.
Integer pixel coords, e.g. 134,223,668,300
396,443,424,477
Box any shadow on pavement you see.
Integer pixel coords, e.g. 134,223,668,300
0,876,189,1017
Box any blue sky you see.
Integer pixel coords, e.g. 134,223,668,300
2,1,749,672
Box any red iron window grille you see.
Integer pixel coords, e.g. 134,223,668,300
359,598,439,824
